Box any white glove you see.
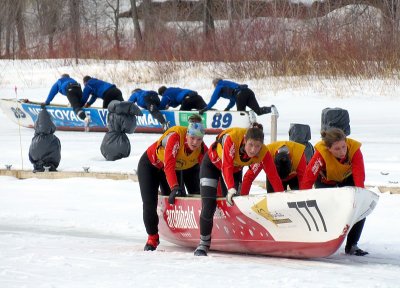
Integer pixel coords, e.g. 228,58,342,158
226,188,237,206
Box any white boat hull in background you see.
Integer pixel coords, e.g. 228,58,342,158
0,98,256,133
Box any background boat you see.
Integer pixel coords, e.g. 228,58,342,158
0,98,256,134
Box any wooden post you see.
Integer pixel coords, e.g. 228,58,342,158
270,106,279,143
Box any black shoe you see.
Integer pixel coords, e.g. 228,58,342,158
144,243,157,251
194,235,211,256
144,234,160,251
194,246,208,256
259,106,272,115
77,110,86,120
345,245,369,256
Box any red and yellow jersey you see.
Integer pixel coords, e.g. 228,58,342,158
209,127,284,192
242,141,307,194
267,141,306,180
146,126,207,188
300,138,365,189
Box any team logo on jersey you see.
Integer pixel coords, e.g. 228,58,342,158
229,145,235,159
172,142,180,158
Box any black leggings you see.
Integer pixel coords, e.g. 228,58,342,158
236,88,263,115
199,153,242,236
144,95,166,125
315,175,366,249
103,87,124,108
137,151,200,235
66,85,84,116
180,93,207,111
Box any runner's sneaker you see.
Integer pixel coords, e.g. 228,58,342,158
162,121,170,131
144,234,160,251
194,245,208,256
345,245,369,256
77,110,86,120
194,235,211,256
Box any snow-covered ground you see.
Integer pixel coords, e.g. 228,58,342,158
1,60,400,287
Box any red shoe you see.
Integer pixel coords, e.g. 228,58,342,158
144,234,160,251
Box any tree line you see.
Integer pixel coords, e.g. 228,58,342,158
1,0,400,77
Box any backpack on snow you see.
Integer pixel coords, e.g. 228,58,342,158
321,107,350,136
288,123,315,163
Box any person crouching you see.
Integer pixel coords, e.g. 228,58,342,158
137,114,208,251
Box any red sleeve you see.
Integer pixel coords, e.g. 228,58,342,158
262,152,284,192
163,133,181,188
295,154,307,185
300,151,324,190
221,136,236,190
351,149,365,188
241,163,263,195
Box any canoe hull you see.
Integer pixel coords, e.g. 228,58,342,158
157,187,379,258
0,99,255,134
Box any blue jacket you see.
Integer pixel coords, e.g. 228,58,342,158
128,89,159,109
159,87,195,109
205,80,247,110
82,78,115,106
45,77,79,105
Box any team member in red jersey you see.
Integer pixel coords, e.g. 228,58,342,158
242,141,307,194
137,114,208,251
300,127,368,256
194,123,284,256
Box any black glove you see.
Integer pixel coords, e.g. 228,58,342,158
199,109,206,115
168,186,185,205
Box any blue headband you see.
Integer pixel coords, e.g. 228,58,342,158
187,122,205,137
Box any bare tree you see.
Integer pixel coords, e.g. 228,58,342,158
15,0,27,58
69,0,81,63
34,0,61,57
1,0,27,58
142,0,156,36
227,0,234,28
0,0,14,57
130,0,142,41
105,0,121,57
203,0,215,37
380,0,400,44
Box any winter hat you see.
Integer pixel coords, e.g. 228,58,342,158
187,122,205,137
212,78,222,87
83,75,92,84
275,146,291,179
158,86,167,95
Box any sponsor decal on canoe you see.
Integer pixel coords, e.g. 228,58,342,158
252,197,292,225
166,205,198,230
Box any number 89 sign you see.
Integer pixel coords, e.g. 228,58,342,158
211,112,232,128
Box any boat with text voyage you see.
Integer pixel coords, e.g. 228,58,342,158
0,98,256,134
157,187,379,258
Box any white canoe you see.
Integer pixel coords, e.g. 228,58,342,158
157,187,379,258
0,98,256,134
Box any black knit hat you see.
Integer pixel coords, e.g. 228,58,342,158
83,75,92,84
275,146,291,179
158,86,167,95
